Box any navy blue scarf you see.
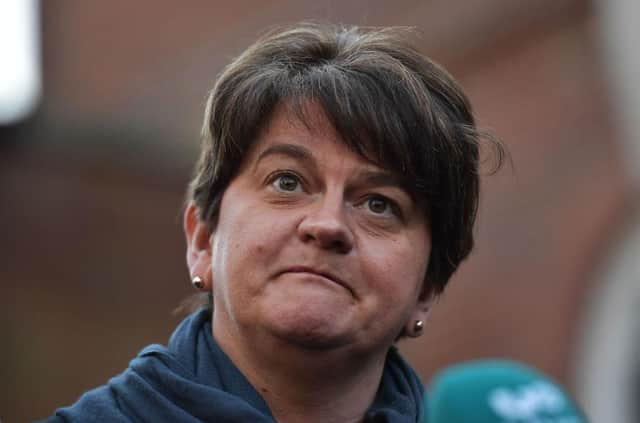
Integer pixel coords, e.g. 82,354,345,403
45,309,424,422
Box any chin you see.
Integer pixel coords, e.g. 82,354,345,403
254,286,358,348
273,327,353,350
266,307,355,350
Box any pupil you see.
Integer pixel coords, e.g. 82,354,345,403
279,176,297,191
370,198,386,213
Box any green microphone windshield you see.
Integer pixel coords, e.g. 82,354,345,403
425,360,588,423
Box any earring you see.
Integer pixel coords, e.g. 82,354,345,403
192,275,204,290
414,320,424,334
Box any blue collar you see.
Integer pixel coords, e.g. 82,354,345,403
49,309,424,422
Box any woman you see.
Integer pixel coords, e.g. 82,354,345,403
46,22,503,422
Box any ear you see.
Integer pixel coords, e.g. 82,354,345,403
405,285,436,338
184,202,213,290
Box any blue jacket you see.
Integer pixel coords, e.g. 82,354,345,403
44,309,425,422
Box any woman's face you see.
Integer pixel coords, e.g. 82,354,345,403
198,104,431,355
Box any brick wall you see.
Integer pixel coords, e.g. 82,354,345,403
1,1,626,420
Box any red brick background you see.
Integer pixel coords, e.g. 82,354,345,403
1,1,630,421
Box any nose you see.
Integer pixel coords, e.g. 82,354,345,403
297,196,354,254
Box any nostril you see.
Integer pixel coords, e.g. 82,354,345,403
330,238,351,254
302,232,316,243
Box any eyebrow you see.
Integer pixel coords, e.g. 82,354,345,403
356,170,410,193
254,143,413,196
255,143,315,168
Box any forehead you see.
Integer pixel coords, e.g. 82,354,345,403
261,101,339,142
248,101,380,168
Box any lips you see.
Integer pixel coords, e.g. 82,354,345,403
279,266,354,296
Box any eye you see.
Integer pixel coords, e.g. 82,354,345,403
365,196,393,216
271,172,302,193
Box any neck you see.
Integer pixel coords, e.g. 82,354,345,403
213,319,389,423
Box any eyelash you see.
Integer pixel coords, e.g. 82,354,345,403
266,171,305,193
361,195,402,219
264,170,404,220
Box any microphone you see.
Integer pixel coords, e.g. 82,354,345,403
425,360,589,422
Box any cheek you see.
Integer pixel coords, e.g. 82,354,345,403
362,237,429,303
212,209,292,285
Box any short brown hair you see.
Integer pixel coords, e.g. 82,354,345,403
187,22,503,306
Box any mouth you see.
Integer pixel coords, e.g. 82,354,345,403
280,266,354,296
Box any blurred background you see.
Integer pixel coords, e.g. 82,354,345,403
1,0,639,421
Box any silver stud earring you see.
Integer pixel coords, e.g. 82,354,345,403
414,320,424,334
192,275,204,290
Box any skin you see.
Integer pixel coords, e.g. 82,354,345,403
185,103,432,422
